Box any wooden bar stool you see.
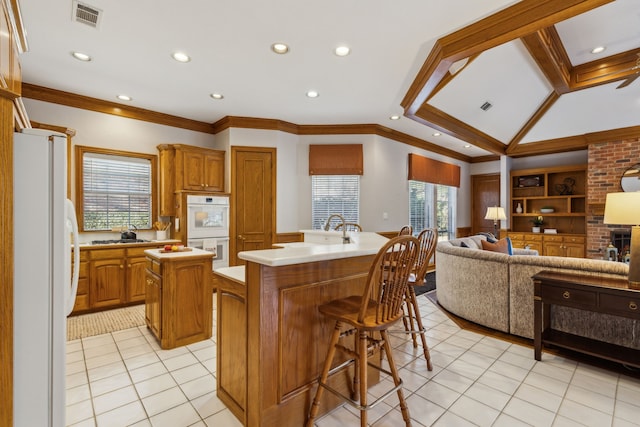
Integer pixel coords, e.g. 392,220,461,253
399,228,436,371
306,235,419,427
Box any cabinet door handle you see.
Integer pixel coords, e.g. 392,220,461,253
128,264,132,268
630,301,638,311
120,264,124,269
562,291,571,299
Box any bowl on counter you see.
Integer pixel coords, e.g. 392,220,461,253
540,208,554,213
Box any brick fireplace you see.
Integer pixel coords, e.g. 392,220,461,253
586,137,640,259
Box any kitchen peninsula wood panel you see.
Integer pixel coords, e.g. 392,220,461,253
215,255,383,427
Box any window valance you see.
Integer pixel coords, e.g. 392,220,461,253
408,153,460,187
309,144,363,175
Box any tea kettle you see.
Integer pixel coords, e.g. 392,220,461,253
121,225,137,240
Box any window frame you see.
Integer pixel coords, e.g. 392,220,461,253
311,175,360,230
409,180,457,240
75,145,157,233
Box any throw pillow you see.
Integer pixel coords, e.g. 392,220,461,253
481,237,513,255
476,232,497,243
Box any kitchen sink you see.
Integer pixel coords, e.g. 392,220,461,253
91,239,150,245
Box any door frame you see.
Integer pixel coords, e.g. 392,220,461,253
471,173,501,237
229,146,277,265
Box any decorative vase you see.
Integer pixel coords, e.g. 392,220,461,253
532,226,541,233
516,203,523,214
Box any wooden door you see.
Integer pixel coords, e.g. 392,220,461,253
204,151,225,191
126,255,147,303
183,151,205,190
471,174,501,237
90,258,125,308
231,147,276,265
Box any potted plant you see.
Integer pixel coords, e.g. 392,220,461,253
530,215,543,233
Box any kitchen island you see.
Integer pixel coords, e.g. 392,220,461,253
144,247,214,349
214,231,389,427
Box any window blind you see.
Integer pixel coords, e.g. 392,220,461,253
309,144,363,175
311,175,360,229
407,153,460,187
82,152,152,231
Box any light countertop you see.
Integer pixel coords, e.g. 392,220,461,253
213,265,245,283
238,231,388,267
144,247,214,260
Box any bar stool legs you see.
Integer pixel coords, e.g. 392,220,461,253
403,286,433,371
306,325,412,427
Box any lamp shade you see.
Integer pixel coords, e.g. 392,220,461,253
485,206,506,221
603,192,640,225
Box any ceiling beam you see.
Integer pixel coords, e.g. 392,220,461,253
506,92,559,154
571,48,640,90
521,27,572,94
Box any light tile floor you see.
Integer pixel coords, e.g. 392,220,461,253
66,294,640,427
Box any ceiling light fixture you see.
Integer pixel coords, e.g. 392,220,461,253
117,94,132,101
306,90,319,98
210,93,224,100
389,115,400,120
591,46,606,54
71,51,92,62
271,43,289,54
171,52,191,63
433,132,441,137
334,46,350,57
464,144,472,148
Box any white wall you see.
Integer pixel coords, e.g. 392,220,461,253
22,99,475,234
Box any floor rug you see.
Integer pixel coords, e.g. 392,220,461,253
67,304,145,341
413,271,436,296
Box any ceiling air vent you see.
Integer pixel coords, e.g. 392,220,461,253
480,101,493,111
72,1,102,29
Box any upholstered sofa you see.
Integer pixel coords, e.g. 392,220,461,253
435,235,639,350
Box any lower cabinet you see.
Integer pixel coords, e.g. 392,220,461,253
543,235,585,258
71,242,178,315
145,251,214,349
506,232,585,258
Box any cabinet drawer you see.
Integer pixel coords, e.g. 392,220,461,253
599,294,640,318
543,235,563,242
527,234,543,242
147,258,162,275
127,247,150,257
565,236,585,244
541,285,597,308
90,249,126,260
508,233,524,241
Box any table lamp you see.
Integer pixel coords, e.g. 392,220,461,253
603,192,640,288
485,206,506,239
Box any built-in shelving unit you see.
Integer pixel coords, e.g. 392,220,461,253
508,165,587,257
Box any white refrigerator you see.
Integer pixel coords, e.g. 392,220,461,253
13,129,80,427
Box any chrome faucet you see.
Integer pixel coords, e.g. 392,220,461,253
323,214,351,243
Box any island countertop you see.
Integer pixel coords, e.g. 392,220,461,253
144,247,213,260
237,231,388,266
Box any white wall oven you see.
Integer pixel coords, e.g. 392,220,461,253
186,194,229,268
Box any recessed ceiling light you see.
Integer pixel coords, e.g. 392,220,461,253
116,94,132,101
334,46,350,57
271,43,289,54
464,144,472,148
171,51,191,63
389,115,400,120
306,90,319,98
591,46,606,54
210,93,224,100
433,132,441,137
71,51,92,62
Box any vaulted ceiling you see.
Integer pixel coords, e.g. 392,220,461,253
17,0,640,163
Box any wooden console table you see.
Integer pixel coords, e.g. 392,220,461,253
533,271,640,368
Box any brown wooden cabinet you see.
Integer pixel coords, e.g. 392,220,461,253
509,165,586,257
158,144,225,216
543,235,585,258
144,249,214,349
145,269,162,338
90,249,126,309
507,232,542,253
71,242,177,314
71,249,90,313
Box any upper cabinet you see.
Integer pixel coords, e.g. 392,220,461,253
158,144,225,216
